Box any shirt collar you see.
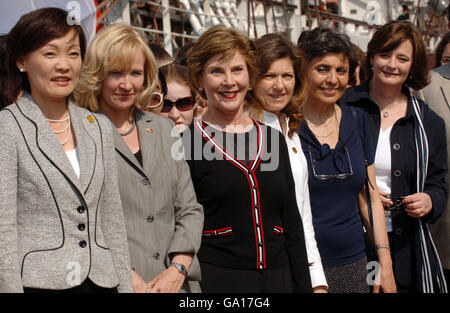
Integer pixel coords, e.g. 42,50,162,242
340,80,416,120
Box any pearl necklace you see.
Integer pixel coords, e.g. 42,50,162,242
47,112,72,145
119,114,136,136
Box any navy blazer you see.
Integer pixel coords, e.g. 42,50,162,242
340,81,448,287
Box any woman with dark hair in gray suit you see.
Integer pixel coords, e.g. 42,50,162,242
75,24,203,293
0,8,132,293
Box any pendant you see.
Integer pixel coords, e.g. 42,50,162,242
383,111,389,118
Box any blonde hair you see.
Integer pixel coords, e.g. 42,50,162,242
187,25,257,99
74,23,158,112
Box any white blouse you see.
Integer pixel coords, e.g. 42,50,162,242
374,127,393,232
65,148,80,179
263,110,328,289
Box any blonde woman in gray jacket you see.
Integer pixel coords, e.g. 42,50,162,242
0,8,132,293
75,24,204,293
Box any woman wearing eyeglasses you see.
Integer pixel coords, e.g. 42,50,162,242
341,22,448,293
74,24,204,293
297,27,396,293
159,63,197,133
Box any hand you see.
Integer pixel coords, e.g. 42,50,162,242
312,286,328,293
402,193,432,218
378,191,393,209
131,269,148,293
147,267,186,293
372,265,397,293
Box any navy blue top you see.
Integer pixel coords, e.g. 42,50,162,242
299,103,375,267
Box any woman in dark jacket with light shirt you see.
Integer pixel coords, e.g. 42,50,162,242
341,21,448,293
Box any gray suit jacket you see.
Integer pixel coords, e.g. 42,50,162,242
0,93,132,292
415,63,450,269
102,109,203,293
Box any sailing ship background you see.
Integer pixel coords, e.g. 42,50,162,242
0,0,449,67
96,0,449,61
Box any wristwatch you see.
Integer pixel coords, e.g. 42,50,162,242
170,262,188,276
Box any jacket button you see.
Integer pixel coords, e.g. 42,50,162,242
292,147,298,153
395,228,403,235
78,223,85,231
393,170,401,177
146,216,154,223
142,178,150,185
77,206,86,214
79,240,87,248
152,253,160,260
393,143,400,150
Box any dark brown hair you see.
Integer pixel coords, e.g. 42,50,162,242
364,21,429,90
148,42,173,67
434,31,450,68
4,7,86,108
297,26,358,86
159,63,192,95
247,33,308,138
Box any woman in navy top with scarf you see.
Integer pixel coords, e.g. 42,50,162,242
297,27,396,293
341,21,448,293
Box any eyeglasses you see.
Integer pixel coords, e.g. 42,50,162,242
385,198,405,212
146,92,163,109
161,96,195,113
441,57,450,65
308,143,353,181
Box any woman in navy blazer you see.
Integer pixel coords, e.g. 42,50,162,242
0,8,132,293
341,21,448,293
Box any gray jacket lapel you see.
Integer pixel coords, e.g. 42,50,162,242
17,93,80,188
441,85,450,111
110,111,144,173
69,102,97,193
135,110,158,176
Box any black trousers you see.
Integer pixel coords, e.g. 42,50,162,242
200,262,293,293
23,279,118,293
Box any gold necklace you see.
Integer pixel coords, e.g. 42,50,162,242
304,105,339,138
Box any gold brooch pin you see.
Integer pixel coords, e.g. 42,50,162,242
87,115,95,123
146,128,154,133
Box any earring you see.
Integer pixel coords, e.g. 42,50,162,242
199,87,203,92
20,68,24,72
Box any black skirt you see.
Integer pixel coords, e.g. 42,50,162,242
200,262,293,293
